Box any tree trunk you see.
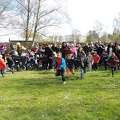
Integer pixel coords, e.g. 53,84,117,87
32,0,41,43
25,0,30,47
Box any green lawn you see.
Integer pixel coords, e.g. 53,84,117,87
0,68,120,120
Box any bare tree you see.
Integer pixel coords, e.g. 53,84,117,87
32,0,41,43
93,20,104,40
32,0,69,43
11,0,69,46
0,0,11,16
25,0,30,46
113,15,120,35
0,0,12,36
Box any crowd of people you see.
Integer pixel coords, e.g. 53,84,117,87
0,41,120,84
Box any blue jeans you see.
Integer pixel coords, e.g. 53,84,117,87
0,70,6,77
7,67,14,73
80,68,86,80
55,69,66,82
118,62,120,70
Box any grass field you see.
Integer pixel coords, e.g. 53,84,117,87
0,68,120,120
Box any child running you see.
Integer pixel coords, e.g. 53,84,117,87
0,55,7,77
86,52,94,71
92,51,100,71
6,54,14,73
107,52,119,77
66,54,75,78
78,55,88,80
54,52,66,84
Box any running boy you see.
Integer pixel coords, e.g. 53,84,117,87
54,52,66,84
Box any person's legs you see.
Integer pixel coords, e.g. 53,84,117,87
55,70,60,76
111,67,114,77
10,67,14,73
84,68,86,73
66,67,70,77
48,58,53,69
80,68,84,80
70,68,74,75
61,70,66,83
1,70,4,77
88,63,92,71
104,61,107,70
92,63,95,70
95,63,98,70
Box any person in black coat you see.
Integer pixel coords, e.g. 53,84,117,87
43,44,53,69
83,43,90,55
6,54,14,73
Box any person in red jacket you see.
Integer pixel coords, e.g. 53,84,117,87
92,51,100,70
0,55,7,77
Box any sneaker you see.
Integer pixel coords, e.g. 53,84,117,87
2,74,4,77
63,81,66,84
24,67,26,70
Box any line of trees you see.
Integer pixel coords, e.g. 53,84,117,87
86,16,120,43
1,0,120,45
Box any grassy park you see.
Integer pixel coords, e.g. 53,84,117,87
0,68,120,120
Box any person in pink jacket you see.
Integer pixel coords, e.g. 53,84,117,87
0,55,7,77
92,51,100,70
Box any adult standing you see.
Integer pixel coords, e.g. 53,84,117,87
107,42,115,56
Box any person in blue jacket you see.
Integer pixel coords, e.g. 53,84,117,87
100,50,109,70
54,52,66,84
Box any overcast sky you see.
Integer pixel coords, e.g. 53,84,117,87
58,0,120,35
0,0,120,42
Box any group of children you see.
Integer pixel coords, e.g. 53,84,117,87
54,50,119,84
0,49,119,84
